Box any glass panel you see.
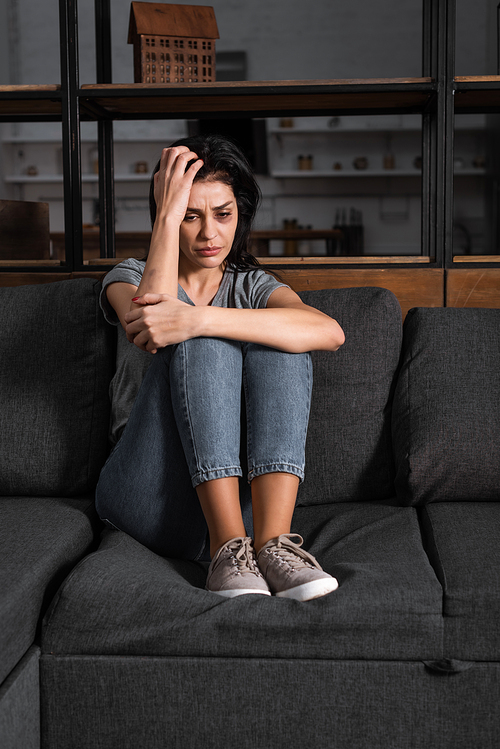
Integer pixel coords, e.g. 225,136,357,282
0,122,64,265
455,0,492,76
13,0,61,84
80,0,423,85
81,115,423,263
453,113,497,257
209,0,422,80
83,120,189,265
254,115,422,258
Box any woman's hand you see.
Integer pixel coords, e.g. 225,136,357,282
124,293,200,353
153,146,204,227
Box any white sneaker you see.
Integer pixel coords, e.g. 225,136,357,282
258,534,338,601
206,537,271,597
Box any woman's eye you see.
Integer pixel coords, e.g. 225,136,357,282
184,214,197,222
217,212,231,219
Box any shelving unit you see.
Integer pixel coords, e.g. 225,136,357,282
4,174,154,183
0,0,499,312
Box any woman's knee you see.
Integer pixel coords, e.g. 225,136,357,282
175,336,242,363
171,337,243,386
243,345,312,398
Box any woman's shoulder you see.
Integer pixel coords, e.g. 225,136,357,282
103,257,146,287
227,265,273,283
226,266,288,308
111,257,146,275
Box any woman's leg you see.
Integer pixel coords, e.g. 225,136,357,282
196,477,246,558
241,344,313,551
250,473,300,553
241,344,338,601
169,338,270,597
169,337,251,557
95,344,210,560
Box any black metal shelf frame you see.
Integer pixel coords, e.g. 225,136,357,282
81,0,446,270
2,0,496,272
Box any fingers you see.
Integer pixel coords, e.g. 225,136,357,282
125,321,157,353
153,147,203,221
127,293,171,317
159,146,203,176
127,327,152,351
130,292,162,306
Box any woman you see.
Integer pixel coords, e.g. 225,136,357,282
96,134,345,601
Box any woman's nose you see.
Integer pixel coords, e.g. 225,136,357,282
200,218,217,240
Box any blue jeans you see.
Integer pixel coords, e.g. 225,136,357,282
95,338,312,562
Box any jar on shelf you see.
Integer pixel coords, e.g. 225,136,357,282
298,154,313,170
88,147,99,175
383,154,395,170
353,156,368,170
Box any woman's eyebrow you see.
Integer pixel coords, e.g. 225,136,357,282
186,200,234,213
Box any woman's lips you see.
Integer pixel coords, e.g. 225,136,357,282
196,246,222,256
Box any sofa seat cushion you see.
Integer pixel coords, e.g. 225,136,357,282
42,503,443,662
0,496,98,685
420,502,500,661
0,279,114,497
297,288,402,505
392,308,500,505
0,646,39,749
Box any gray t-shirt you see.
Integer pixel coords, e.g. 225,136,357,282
100,257,288,444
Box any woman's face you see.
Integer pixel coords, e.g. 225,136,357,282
178,179,238,273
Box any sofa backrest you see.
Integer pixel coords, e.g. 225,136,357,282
0,279,115,497
392,307,500,504
297,287,402,505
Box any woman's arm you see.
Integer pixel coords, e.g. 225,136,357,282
135,147,201,300
104,146,203,341
124,286,345,354
106,281,139,330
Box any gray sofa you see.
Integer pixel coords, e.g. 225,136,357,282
0,278,499,749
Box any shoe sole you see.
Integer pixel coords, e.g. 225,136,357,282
276,577,339,602
209,588,272,598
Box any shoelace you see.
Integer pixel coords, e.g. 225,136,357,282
229,538,261,576
267,534,322,572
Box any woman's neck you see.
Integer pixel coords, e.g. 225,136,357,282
178,263,225,306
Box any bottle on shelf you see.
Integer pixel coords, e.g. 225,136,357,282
283,218,298,256
328,207,364,256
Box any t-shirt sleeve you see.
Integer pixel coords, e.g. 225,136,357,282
245,269,290,309
99,258,145,325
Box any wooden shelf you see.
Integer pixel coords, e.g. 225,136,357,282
4,174,152,184
3,78,500,119
258,256,432,265
454,76,500,112
0,85,62,119
79,78,435,119
271,168,483,178
0,259,62,267
453,255,500,263
82,255,432,267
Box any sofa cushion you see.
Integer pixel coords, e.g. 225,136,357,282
297,288,402,505
0,279,114,496
0,646,39,749
0,496,98,685
42,503,443,662
392,308,500,505
419,502,500,661
41,657,500,749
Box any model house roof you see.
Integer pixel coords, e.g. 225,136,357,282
128,2,219,42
